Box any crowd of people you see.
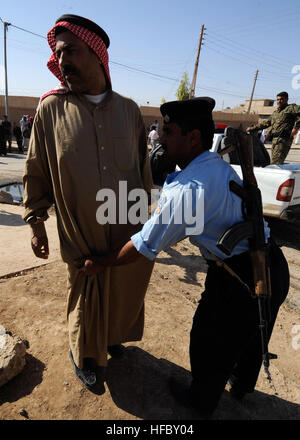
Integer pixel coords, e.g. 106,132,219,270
0,114,33,156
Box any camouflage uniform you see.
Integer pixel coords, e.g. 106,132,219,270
248,103,300,165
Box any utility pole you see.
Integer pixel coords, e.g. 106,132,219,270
247,69,258,114
3,21,11,119
189,25,205,99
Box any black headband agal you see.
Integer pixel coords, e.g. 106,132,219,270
55,14,110,48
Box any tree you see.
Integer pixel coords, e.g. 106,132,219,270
176,72,190,101
161,97,166,104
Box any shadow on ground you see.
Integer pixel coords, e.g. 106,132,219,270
0,210,25,227
0,354,45,406
156,247,207,286
105,346,299,420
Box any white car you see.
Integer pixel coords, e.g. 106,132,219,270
211,132,300,222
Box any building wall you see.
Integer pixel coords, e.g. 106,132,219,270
223,99,276,120
1,96,260,133
212,111,258,128
0,95,39,126
140,105,259,134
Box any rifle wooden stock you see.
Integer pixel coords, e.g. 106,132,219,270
235,130,271,298
251,250,270,297
216,129,271,297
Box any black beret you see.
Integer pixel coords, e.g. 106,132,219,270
55,14,110,48
160,97,215,124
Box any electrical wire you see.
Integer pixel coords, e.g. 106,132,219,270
210,8,300,37
208,30,297,67
1,18,298,103
206,35,292,71
204,43,292,80
10,23,46,40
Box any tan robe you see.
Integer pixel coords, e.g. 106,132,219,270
23,90,154,367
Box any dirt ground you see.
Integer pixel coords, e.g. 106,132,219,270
0,233,299,421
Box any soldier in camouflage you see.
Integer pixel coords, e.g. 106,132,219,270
247,91,300,164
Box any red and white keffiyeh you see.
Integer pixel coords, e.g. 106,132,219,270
41,21,111,102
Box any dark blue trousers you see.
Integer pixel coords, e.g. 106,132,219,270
189,241,289,411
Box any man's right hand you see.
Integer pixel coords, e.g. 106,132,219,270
31,236,49,259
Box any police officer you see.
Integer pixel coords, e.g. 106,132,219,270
78,97,290,418
247,91,300,165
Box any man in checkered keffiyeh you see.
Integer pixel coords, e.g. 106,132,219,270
23,14,154,392
41,14,112,101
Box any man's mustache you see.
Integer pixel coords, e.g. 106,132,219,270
62,65,80,77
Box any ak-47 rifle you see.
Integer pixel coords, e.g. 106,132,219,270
216,127,273,381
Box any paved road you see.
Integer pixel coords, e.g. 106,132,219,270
0,143,27,186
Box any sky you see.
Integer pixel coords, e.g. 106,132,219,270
0,0,300,111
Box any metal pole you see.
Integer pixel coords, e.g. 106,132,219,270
247,70,259,114
3,21,11,119
189,25,205,99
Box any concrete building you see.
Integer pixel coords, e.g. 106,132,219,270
223,98,275,121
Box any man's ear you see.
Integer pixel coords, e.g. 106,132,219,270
189,129,202,147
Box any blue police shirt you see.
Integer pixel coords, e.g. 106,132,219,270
131,151,269,261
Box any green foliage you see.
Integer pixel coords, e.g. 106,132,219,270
176,72,190,101
161,97,166,104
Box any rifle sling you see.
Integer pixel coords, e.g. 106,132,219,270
229,180,248,201
218,145,236,157
205,248,254,297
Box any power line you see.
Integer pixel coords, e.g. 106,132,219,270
111,62,254,98
209,7,298,34
110,61,180,82
204,32,292,76
10,23,46,40
204,44,291,80
219,16,300,38
206,35,292,70
2,20,183,82
209,30,297,66
1,18,295,104
210,9,300,37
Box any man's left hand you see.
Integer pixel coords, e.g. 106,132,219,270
75,257,105,275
